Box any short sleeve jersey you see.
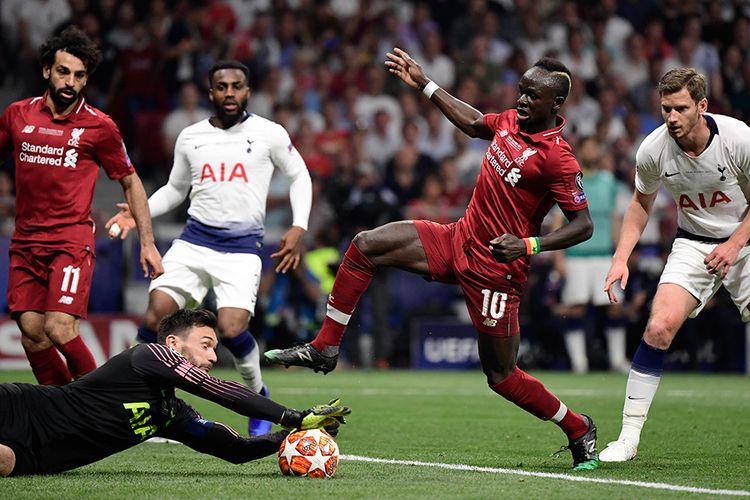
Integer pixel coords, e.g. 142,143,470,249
0,95,135,246
462,110,587,247
635,113,750,239
169,114,310,253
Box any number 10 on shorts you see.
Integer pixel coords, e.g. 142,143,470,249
481,289,507,319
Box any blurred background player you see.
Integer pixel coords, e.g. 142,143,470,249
267,48,600,470
602,68,750,462
0,27,162,386
109,60,312,437
553,136,630,374
0,309,349,477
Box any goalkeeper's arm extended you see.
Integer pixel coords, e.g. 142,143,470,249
278,398,351,431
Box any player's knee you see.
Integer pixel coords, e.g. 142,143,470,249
352,231,373,256
42,318,76,345
0,445,16,477
142,308,163,332
643,319,676,350
216,320,245,339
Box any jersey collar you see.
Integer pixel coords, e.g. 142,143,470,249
515,111,566,143
37,91,86,121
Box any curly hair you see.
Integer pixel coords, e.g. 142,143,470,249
157,309,218,344
208,60,250,88
39,26,102,74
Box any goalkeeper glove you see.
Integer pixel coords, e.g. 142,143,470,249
279,398,351,431
300,398,351,430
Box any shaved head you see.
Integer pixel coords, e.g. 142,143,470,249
533,57,572,99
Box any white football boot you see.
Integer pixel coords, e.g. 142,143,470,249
598,439,638,462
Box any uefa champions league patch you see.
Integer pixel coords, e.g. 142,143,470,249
572,171,587,204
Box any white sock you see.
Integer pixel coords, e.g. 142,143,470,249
618,369,661,445
233,346,264,393
564,329,589,374
605,326,628,369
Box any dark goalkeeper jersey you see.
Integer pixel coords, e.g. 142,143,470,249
0,343,288,475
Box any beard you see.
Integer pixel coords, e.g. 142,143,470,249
213,96,248,127
48,80,79,109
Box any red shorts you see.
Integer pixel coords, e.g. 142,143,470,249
7,244,95,318
415,220,524,337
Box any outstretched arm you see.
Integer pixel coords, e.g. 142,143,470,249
133,344,349,429
385,47,493,140
604,189,656,302
162,400,288,464
117,173,164,279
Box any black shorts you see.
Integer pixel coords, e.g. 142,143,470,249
0,383,39,476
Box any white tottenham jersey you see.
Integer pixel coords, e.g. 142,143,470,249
150,113,312,253
635,113,750,239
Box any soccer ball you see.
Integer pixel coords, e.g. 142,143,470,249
278,428,339,478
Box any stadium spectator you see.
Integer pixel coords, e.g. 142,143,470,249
553,136,630,374
612,33,649,93
0,308,349,477
417,108,456,162
0,171,15,237
0,27,162,386
266,47,600,470
602,68,750,462
161,81,210,157
363,108,402,170
108,60,312,437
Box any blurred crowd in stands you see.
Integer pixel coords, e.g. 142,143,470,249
1,0,748,371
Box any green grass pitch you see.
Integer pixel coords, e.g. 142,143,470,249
0,368,748,499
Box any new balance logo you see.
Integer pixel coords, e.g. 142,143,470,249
58,296,74,305
297,351,313,363
482,318,497,327
22,125,35,134
586,441,596,454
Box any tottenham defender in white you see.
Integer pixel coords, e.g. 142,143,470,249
108,61,312,436
602,68,750,462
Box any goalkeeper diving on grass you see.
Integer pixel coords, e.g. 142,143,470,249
0,309,350,477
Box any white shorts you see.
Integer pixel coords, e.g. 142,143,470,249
150,239,262,314
561,256,623,306
659,238,750,321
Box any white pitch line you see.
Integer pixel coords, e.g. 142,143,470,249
342,455,750,497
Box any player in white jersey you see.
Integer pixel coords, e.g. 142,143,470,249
107,60,312,436
601,68,750,461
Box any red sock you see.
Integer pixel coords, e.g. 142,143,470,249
58,335,97,380
490,367,588,440
26,346,72,385
311,243,375,351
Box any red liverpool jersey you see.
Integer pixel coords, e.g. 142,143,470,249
0,94,135,246
458,110,587,289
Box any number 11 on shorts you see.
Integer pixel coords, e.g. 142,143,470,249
61,265,81,294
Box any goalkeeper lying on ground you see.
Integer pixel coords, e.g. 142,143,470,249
0,309,350,476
